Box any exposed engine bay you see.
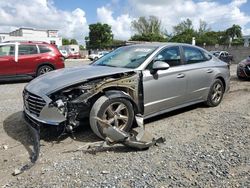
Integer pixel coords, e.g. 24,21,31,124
49,71,143,132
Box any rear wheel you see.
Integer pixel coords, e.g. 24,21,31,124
89,96,134,139
37,65,54,77
205,79,224,107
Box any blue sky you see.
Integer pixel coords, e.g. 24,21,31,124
0,0,250,43
53,0,129,23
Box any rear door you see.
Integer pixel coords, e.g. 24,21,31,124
143,46,187,116
181,46,215,102
0,44,16,76
16,44,40,75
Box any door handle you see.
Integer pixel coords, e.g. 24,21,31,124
206,69,213,73
177,73,185,78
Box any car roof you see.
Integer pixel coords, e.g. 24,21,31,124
130,42,200,47
0,41,50,45
127,42,208,52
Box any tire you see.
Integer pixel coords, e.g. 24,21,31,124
37,65,54,77
89,96,134,139
94,57,98,61
205,79,224,107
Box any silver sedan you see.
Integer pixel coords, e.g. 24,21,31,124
23,43,230,138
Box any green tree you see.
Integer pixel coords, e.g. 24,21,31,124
130,33,166,42
70,39,78,45
88,23,113,49
111,39,126,48
169,29,196,43
130,16,166,42
79,45,85,50
62,38,78,45
198,20,210,34
173,18,194,35
62,38,70,45
226,24,242,39
170,19,195,43
132,16,162,35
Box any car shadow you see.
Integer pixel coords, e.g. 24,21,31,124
144,103,205,124
3,111,34,157
3,112,102,158
39,119,101,143
0,78,32,85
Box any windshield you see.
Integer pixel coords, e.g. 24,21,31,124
92,46,157,68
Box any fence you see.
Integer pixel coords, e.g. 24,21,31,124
204,45,250,63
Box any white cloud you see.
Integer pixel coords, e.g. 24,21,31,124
97,6,134,40
0,0,89,43
127,0,250,34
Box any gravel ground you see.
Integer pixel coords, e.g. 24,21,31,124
0,61,249,187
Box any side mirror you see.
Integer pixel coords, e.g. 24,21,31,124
150,61,170,74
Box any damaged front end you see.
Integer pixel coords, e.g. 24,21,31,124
21,70,164,174
24,71,142,129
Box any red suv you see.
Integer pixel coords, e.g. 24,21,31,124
0,41,65,80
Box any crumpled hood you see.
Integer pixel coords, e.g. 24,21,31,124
25,65,133,96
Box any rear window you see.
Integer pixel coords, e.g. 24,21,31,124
183,46,207,64
19,45,38,55
39,45,52,53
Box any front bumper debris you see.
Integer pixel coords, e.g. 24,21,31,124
95,115,165,150
12,112,41,176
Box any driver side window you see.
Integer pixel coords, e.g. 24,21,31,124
147,46,181,69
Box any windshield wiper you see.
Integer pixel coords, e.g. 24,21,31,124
95,64,118,68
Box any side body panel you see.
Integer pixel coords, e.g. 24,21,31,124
0,55,16,76
182,61,216,102
143,66,187,116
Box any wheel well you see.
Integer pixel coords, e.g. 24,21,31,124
88,90,139,114
216,76,226,91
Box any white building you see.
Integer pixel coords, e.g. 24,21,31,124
0,28,62,47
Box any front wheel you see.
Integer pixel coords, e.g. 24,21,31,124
37,65,53,77
89,96,134,139
205,79,224,107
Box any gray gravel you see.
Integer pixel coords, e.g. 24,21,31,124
0,62,249,187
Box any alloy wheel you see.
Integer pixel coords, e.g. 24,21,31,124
211,83,223,103
102,102,129,129
39,66,53,75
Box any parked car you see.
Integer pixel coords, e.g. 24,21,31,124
23,43,230,139
237,56,250,79
59,50,68,59
88,51,109,61
0,41,65,80
67,52,81,59
62,45,80,59
210,50,233,64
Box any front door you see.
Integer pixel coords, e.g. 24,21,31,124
143,46,187,117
